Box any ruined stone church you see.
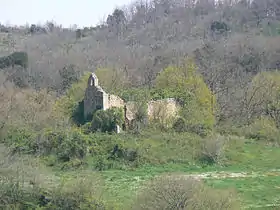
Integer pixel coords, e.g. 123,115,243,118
83,72,180,131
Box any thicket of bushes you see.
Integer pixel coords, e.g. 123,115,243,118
0,171,239,210
2,60,280,173
133,175,240,210
1,59,280,209
0,173,107,210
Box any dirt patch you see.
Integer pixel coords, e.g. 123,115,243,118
168,170,280,181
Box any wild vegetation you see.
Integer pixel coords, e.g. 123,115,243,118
2,0,280,209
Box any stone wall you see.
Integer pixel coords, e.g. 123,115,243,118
84,73,109,118
147,98,179,127
108,94,125,110
84,72,180,129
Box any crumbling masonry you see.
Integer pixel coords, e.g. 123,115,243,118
84,73,180,130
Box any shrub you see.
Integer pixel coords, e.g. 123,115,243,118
0,88,55,132
44,176,106,209
0,172,106,210
58,64,80,93
81,122,92,134
3,127,37,154
133,174,240,210
39,128,91,161
71,100,85,125
91,107,124,133
173,117,186,132
3,127,91,162
243,116,280,144
51,72,91,125
55,129,90,162
196,134,228,165
0,175,41,210
131,102,148,133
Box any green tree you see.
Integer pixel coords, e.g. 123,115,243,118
58,64,80,93
91,107,124,133
244,71,280,126
155,58,216,134
51,72,91,125
0,51,28,69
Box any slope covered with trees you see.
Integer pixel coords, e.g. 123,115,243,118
1,0,280,209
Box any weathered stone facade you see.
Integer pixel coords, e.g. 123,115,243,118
84,73,180,130
147,98,179,127
84,73,125,119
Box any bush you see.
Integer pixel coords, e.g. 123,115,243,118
51,72,91,124
3,127,91,162
243,116,280,144
0,173,106,210
39,128,91,162
91,107,124,133
130,102,148,133
72,100,85,125
0,88,55,132
3,127,37,154
173,117,186,132
58,64,80,93
196,134,228,165
133,174,240,210
43,176,106,209
0,175,41,210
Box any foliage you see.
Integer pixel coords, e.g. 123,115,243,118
51,72,91,124
3,126,37,154
119,87,151,103
3,126,91,162
243,116,280,144
91,107,124,133
71,100,85,125
42,128,90,162
133,175,240,210
210,21,230,33
0,51,28,69
41,176,106,209
244,71,280,124
155,59,216,134
0,175,41,210
0,172,106,210
58,64,80,93
4,1,280,208
107,9,126,26
172,117,186,132
196,134,228,165
0,88,55,132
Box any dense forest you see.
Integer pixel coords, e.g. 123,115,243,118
1,0,280,209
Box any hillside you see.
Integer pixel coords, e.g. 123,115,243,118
1,0,280,209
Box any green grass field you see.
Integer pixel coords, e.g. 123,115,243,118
48,138,280,209
2,135,280,209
